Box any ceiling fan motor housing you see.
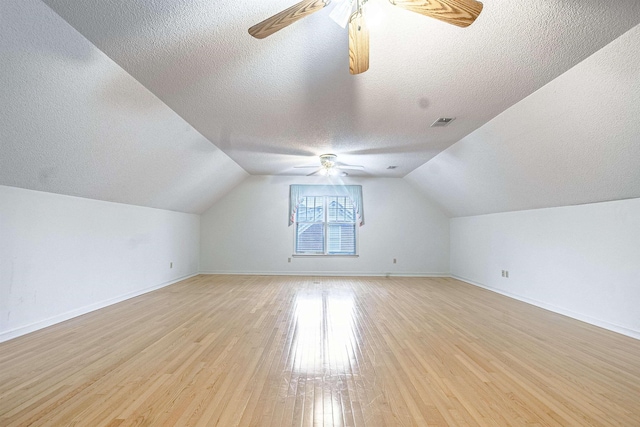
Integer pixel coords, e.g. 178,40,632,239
320,154,337,168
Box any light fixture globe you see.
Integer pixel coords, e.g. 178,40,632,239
319,153,337,169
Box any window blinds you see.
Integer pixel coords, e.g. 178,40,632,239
289,185,364,227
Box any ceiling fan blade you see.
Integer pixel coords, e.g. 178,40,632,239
337,164,365,170
306,168,323,176
349,11,369,75
249,0,330,39
294,165,321,168
389,0,483,28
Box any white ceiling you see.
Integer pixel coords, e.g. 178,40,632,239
2,0,640,216
406,23,640,217
38,0,640,177
0,0,247,214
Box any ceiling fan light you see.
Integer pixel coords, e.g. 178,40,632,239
330,0,353,28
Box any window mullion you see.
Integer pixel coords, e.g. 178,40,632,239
324,196,328,255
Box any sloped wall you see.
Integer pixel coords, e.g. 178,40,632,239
0,185,200,342
406,23,640,217
450,198,640,339
1,0,248,215
200,176,450,276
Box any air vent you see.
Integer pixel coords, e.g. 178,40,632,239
431,117,455,127
387,166,397,170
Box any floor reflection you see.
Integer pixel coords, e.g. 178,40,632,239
290,289,358,376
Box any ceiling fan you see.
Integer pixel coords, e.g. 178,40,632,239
248,0,483,75
294,153,365,176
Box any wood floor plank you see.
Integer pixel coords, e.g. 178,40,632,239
1,275,640,426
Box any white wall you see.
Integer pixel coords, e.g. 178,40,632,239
450,198,640,339
0,185,200,342
200,176,450,276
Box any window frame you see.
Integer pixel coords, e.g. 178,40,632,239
293,195,359,257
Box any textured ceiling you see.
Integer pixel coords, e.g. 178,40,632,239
40,0,640,177
0,0,247,214
406,23,640,217
3,0,640,216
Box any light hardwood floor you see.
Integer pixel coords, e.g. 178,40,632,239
1,275,640,426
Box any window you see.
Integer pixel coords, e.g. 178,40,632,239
289,184,364,256
295,195,357,255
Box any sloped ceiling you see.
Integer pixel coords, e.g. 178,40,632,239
2,0,640,216
406,23,640,217
0,0,247,214
40,0,640,177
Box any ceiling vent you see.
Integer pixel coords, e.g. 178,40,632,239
431,117,455,127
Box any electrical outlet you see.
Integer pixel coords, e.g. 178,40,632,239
288,258,291,263
393,258,397,264
501,270,505,277
505,270,509,278
170,262,173,268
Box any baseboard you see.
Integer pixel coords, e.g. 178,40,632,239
199,270,450,278
451,274,640,341
0,273,198,343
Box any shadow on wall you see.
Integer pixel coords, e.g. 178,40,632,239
2,0,94,61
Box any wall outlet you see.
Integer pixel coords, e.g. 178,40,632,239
288,258,291,263
393,258,397,264
170,262,173,268
501,270,505,277
505,270,509,278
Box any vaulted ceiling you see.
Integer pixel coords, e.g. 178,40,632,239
1,0,639,215
1,0,247,214
406,24,640,216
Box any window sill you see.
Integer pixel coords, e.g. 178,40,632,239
292,254,359,258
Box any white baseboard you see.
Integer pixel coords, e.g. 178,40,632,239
199,270,450,278
0,273,198,343
451,275,640,341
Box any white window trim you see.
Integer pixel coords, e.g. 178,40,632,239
292,254,359,258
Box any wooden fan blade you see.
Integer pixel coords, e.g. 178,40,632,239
348,12,369,75
249,0,330,39
389,0,483,28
